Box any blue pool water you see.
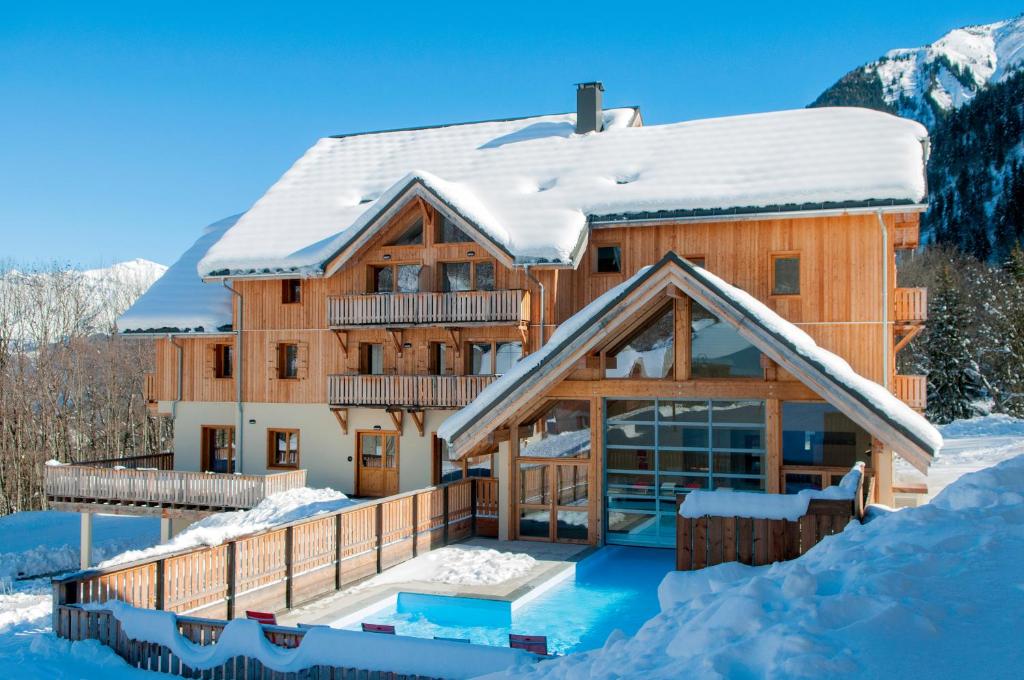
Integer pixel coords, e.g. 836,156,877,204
340,546,674,655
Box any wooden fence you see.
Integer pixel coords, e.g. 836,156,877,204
45,466,306,512
327,289,528,327
327,375,496,408
56,604,446,679
77,452,175,470
53,477,498,624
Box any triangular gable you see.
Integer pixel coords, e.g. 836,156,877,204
439,252,941,473
322,171,518,277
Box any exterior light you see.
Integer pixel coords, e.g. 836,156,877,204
382,254,392,261
467,250,476,257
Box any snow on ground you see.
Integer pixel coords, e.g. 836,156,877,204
101,487,356,567
350,545,535,590
486,454,1024,679
896,414,1024,500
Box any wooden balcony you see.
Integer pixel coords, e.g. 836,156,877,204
327,289,529,328
893,222,919,249
45,465,307,517
893,374,927,412
327,374,496,408
894,287,928,324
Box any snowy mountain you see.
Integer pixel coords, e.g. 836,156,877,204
813,15,1024,128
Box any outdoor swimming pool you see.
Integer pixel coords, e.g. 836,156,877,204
334,546,674,655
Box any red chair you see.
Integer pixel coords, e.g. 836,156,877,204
246,610,277,626
362,622,396,634
509,633,548,655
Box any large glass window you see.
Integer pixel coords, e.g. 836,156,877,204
467,341,521,375
390,218,424,246
690,302,762,378
442,262,472,292
475,262,495,291
604,398,766,547
605,304,674,379
520,400,591,459
782,402,871,468
438,216,473,243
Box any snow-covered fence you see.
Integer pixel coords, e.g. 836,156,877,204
675,467,863,571
55,603,535,679
53,478,496,625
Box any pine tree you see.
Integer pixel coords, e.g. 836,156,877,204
924,266,980,423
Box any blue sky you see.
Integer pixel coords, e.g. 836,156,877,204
2,1,1020,268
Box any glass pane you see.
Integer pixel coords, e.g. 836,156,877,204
442,262,472,292
369,344,384,375
712,400,765,424
494,342,521,375
659,450,709,474
557,511,588,541
782,402,872,467
606,400,655,422
712,451,764,476
285,345,298,377
659,473,709,492
391,219,424,246
785,473,823,493
606,511,657,543
440,216,472,243
691,303,762,378
659,400,708,424
397,264,421,292
519,508,550,539
518,464,549,505
475,262,495,291
712,428,764,451
606,472,657,504
658,425,708,449
467,454,492,478
605,304,674,379
596,246,621,273
468,343,491,375
713,476,765,492
606,423,655,448
385,436,397,468
556,466,588,506
375,267,393,293
773,257,800,295
606,448,656,472
437,439,463,483
520,400,591,459
361,435,382,468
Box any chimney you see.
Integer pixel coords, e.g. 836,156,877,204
575,82,604,134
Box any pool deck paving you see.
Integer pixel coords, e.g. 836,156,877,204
278,537,593,628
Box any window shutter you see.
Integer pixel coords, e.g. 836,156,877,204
268,340,279,381
204,344,216,379
297,341,310,380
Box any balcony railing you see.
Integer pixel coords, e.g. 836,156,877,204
45,465,307,515
894,287,928,323
893,374,927,411
327,289,529,327
327,374,496,408
893,223,920,250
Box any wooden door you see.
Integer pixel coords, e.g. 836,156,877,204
357,431,399,497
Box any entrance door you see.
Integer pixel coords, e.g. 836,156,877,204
201,426,235,474
516,461,591,542
357,431,399,497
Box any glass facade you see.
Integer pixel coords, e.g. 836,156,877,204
690,303,762,378
604,398,766,547
604,304,674,379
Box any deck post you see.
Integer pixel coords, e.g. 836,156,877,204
80,512,93,569
284,526,294,610
160,517,172,543
225,541,238,620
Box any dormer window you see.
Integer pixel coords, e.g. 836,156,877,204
282,279,301,304
438,216,473,243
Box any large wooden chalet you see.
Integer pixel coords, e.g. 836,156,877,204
79,83,936,547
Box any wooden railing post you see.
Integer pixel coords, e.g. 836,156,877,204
154,558,165,611
471,478,478,536
284,526,294,610
442,485,450,545
225,540,237,620
334,513,343,590
411,491,419,557
375,502,383,574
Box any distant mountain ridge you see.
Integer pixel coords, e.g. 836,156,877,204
812,15,1024,260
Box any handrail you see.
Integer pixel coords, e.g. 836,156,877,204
327,374,496,408
327,289,528,327
71,452,174,470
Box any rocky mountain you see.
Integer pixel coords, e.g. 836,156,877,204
812,16,1024,261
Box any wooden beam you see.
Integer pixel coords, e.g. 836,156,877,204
674,296,690,381
446,328,461,353
893,323,924,355
388,329,404,356
388,409,404,435
332,330,348,355
765,399,781,494
518,322,530,353
410,410,425,437
332,407,348,435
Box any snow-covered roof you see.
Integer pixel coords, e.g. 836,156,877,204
439,253,941,473
198,107,928,277
118,215,240,334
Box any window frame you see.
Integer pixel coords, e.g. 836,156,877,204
438,259,496,292
369,261,423,294
436,215,474,244
770,252,801,297
267,428,300,470
683,255,706,269
432,434,494,484
281,279,302,304
594,244,623,274
214,343,233,379
465,339,522,376
277,343,299,380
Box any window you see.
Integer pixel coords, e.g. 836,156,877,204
389,218,424,246
690,302,762,378
442,262,472,292
268,429,300,469
771,254,800,295
372,264,421,293
475,262,495,291
433,436,494,484
278,343,299,379
360,343,384,375
782,401,871,473
429,342,447,375
438,215,473,243
520,400,591,459
604,303,674,379
214,344,233,379
467,340,522,375
685,256,706,268
596,245,622,273
282,279,301,304
201,426,234,473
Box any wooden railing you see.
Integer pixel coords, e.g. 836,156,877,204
474,477,498,537
45,466,307,513
75,452,175,470
893,374,927,411
52,478,494,623
894,287,928,323
893,223,920,249
327,374,496,408
675,496,858,571
327,289,529,327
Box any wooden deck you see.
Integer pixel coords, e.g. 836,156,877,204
327,374,496,408
45,465,307,516
327,289,529,327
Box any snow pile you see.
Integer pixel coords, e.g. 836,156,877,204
85,600,536,679
198,107,926,276
349,545,536,591
100,487,355,567
487,454,1024,679
0,512,159,580
117,214,240,334
679,464,861,521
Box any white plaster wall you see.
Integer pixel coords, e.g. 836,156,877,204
169,401,236,473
